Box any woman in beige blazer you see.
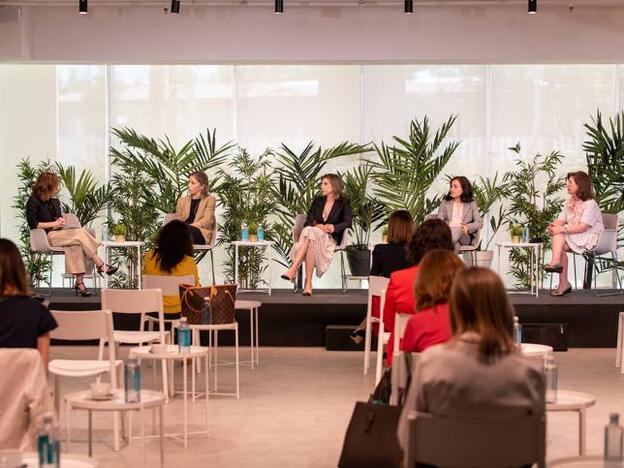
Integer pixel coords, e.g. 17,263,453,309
437,176,482,250
175,171,216,245
397,267,545,451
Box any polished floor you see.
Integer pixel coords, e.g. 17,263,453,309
50,346,624,467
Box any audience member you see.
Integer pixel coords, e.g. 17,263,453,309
437,176,482,251
281,173,352,296
397,267,545,450
401,250,465,354
175,171,217,246
142,220,199,315
26,172,117,296
0,238,58,366
382,218,454,362
545,171,604,296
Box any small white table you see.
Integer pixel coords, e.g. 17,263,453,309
20,452,97,468
546,390,597,456
232,240,274,295
235,299,261,369
496,241,543,297
130,345,209,448
549,455,620,467
65,389,165,464
101,240,145,289
521,342,553,358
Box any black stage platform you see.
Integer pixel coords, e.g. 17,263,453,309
40,288,624,348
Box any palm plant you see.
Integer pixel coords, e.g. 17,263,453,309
503,144,566,287
271,141,372,267
369,115,460,224
472,172,510,250
56,163,112,226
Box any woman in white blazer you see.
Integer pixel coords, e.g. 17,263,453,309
437,176,482,251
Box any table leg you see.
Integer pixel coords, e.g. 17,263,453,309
529,247,533,295
250,308,254,370
159,405,164,467
141,406,145,468
88,410,93,458
268,245,272,296
103,247,109,289
579,408,586,455
192,357,196,402
497,245,501,277
235,245,239,288
536,246,541,298
205,351,209,435
183,357,188,448
138,245,142,289
255,306,259,365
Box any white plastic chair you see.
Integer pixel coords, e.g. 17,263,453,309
459,229,481,266
29,229,65,296
579,213,622,296
48,309,123,450
389,313,411,405
404,410,546,468
363,275,390,377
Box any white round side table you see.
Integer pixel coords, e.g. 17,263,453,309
546,390,597,456
20,452,97,468
521,343,553,358
549,455,617,467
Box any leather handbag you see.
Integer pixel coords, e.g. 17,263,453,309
179,284,237,325
338,401,403,468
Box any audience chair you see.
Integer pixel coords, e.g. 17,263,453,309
389,313,411,405
363,275,390,376
459,229,481,266
48,310,123,450
404,410,546,468
0,349,55,451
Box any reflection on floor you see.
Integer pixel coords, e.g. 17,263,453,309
50,346,624,467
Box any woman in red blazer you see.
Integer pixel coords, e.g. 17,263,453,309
383,218,454,362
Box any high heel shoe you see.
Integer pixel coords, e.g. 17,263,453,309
281,273,296,283
74,282,92,297
96,263,119,277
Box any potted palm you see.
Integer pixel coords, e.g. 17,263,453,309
248,222,258,242
510,224,523,244
112,223,127,243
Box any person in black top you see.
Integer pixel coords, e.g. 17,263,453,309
0,239,58,366
26,172,117,296
281,174,352,296
352,210,415,343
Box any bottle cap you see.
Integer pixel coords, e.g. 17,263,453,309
43,412,54,423
610,413,620,424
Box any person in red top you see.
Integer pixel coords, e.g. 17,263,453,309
401,249,465,354
383,218,454,362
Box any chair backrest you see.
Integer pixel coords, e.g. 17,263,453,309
405,410,546,468
29,229,53,252
368,275,390,331
292,214,306,243
595,228,618,254
143,275,195,296
101,288,165,341
163,213,177,226
603,213,618,230
393,313,411,359
0,348,54,451
335,228,350,251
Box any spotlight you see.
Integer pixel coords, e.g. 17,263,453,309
171,0,180,13
79,0,87,14
404,0,413,13
528,0,537,14
275,0,283,14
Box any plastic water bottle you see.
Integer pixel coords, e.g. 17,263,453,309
544,353,558,403
241,223,249,241
201,297,212,325
257,225,265,241
37,412,60,468
605,413,624,462
124,358,141,403
513,316,522,345
178,317,191,353
522,225,530,243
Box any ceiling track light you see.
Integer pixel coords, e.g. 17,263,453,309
79,0,87,14
171,0,180,13
275,0,283,14
404,0,413,13
528,0,537,13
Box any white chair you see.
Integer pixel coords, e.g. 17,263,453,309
29,229,65,296
579,213,622,296
459,229,481,266
48,309,124,450
404,410,546,468
142,274,195,343
389,313,411,405
363,275,390,378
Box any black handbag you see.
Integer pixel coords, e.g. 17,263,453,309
338,401,403,468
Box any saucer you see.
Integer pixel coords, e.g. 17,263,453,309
90,393,114,401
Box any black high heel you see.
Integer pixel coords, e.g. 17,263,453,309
96,264,118,277
74,282,92,297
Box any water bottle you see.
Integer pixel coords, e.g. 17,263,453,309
37,413,60,468
201,297,212,325
544,353,558,404
522,225,530,243
257,224,265,241
241,223,249,241
513,316,522,345
178,317,191,353
605,413,624,462
124,358,141,403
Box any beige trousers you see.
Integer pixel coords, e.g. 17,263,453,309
47,228,101,275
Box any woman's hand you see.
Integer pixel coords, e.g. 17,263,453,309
548,225,565,235
461,224,469,235
54,217,66,229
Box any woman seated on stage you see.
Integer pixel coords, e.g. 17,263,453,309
26,172,117,297
545,171,604,297
0,238,58,366
397,267,545,450
437,176,482,251
383,218,454,363
401,249,465,354
350,210,414,343
143,220,199,316
175,171,216,246
281,173,352,296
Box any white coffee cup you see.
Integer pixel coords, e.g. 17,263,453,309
150,344,169,354
90,382,112,398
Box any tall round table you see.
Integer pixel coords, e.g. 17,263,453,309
546,390,597,456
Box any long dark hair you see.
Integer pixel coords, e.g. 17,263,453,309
153,221,194,273
407,218,454,264
444,176,474,203
0,238,30,298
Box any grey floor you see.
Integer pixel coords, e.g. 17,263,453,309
51,346,624,467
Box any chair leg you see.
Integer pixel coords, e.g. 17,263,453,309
210,250,216,286
363,307,373,375
616,312,624,370
235,325,240,399
573,253,578,289
48,254,53,297
54,375,61,413
341,251,347,294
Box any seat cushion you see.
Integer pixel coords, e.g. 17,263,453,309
114,330,162,344
49,359,122,376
